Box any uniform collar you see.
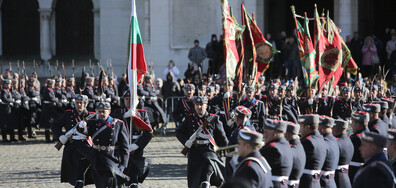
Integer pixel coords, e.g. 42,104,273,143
97,116,113,127
365,152,387,164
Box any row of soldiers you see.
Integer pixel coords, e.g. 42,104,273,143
173,76,396,187
0,71,166,143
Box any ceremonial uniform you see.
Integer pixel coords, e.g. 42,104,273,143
298,97,316,115
112,108,153,186
262,95,281,119
173,97,195,125
260,120,293,188
353,132,395,188
51,108,94,186
239,97,266,133
83,115,130,188
334,132,354,188
0,85,14,141
281,96,299,123
139,82,166,127
233,151,273,188
320,132,339,188
288,137,306,187
232,129,273,188
349,129,366,183
176,109,228,188
333,97,353,120
83,85,98,112
316,96,335,116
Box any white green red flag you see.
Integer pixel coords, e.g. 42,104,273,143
127,0,150,134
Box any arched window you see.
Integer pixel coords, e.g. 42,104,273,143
55,0,93,57
2,0,40,57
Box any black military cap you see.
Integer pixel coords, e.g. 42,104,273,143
268,83,279,90
388,129,396,141
264,119,287,133
371,85,378,91
298,114,320,124
319,116,335,128
238,128,263,145
279,86,286,91
286,85,294,91
67,77,74,82
185,84,195,90
352,111,369,125
363,104,381,113
75,94,88,102
94,77,99,81
334,119,349,130
354,86,363,92
286,121,300,135
86,77,94,82
193,96,208,104
341,86,352,92
56,78,62,82
361,131,387,148
96,102,111,110
245,86,255,92
234,106,252,120
206,86,214,93
373,101,388,110
3,79,11,84
123,90,131,97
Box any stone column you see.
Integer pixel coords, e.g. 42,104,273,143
92,0,101,60
39,8,52,61
335,0,354,39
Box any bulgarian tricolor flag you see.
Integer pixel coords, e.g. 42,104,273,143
127,0,151,134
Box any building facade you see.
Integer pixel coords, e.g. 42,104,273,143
0,0,394,78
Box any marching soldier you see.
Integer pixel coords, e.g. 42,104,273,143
316,86,335,116
112,90,153,188
11,79,25,141
349,111,369,183
333,86,353,120
232,129,273,188
39,79,59,142
262,83,281,119
285,122,306,187
173,84,196,126
281,85,299,123
373,101,390,125
364,104,388,136
176,96,228,188
387,129,396,174
352,131,395,188
298,114,326,188
239,86,266,133
51,95,95,187
65,77,76,110
298,87,317,115
318,116,339,188
82,77,98,112
0,79,15,142
332,119,354,188
260,119,293,188
224,106,255,179
367,85,380,103
352,86,364,112
78,102,130,188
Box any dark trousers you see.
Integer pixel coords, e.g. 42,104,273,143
187,151,214,188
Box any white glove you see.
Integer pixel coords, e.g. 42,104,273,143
198,132,211,139
123,110,136,118
227,119,235,127
185,139,193,148
223,92,231,99
78,121,87,129
129,143,139,152
59,135,68,144
308,99,313,105
118,165,125,172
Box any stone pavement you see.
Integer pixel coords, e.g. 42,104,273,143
0,132,188,188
